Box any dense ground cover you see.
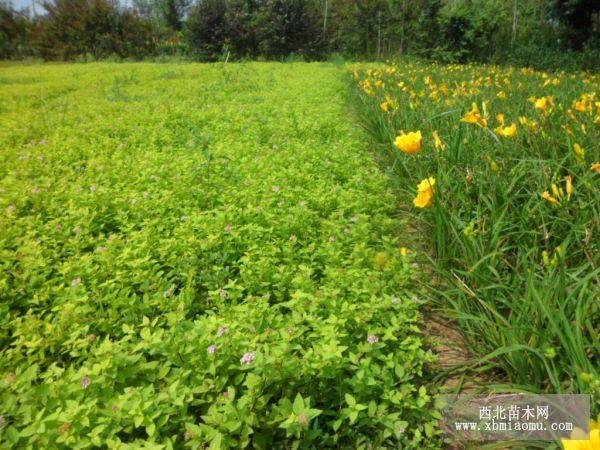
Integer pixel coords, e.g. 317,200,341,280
0,62,440,448
352,62,599,421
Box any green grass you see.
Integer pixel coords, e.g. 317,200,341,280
0,62,440,448
351,61,599,418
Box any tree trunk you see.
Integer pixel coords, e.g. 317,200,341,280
323,0,328,35
400,0,406,55
377,10,381,59
511,0,518,48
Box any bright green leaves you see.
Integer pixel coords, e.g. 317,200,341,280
0,62,439,448
277,394,322,438
342,393,367,424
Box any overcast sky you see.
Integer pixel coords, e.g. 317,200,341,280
11,0,34,11
10,0,133,12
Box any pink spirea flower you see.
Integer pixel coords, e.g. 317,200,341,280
350,216,359,223
217,327,228,336
207,344,218,354
367,335,379,344
81,376,91,389
71,278,81,286
219,290,228,298
224,224,232,232
240,352,255,364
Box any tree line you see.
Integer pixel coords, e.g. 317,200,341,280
1,0,599,68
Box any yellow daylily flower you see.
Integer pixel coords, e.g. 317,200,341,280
413,177,436,208
394,131,422,155
565,176,573,199
531,95,554,113
495,123,517,138
461,103,487,127
541,191,559,205
573,144,585,163
561,417,600,450
535,97,548,111
551,183,563,200
520,116,539,132
432,131,445,151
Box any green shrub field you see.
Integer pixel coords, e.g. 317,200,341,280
0,63,440,449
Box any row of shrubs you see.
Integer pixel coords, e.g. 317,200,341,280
0,62,441,448
1,0,599,69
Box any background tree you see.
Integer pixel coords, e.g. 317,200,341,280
160,0,189,30
551,0,600,49
34,0,156,60
251,0,324,59
186,0,227,60
0,1,31,58
1,0,599,68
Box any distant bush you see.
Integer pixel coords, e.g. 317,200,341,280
496,42,600,72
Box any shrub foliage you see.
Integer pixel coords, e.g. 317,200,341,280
0,62,440,448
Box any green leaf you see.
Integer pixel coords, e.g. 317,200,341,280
292,393,304,415
348,410,359,424
368,401,377,417
332,418,343,432
146,422,156,437
209,432,222,450
425,422,434,437
6,426,20,444
344,393,356,407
